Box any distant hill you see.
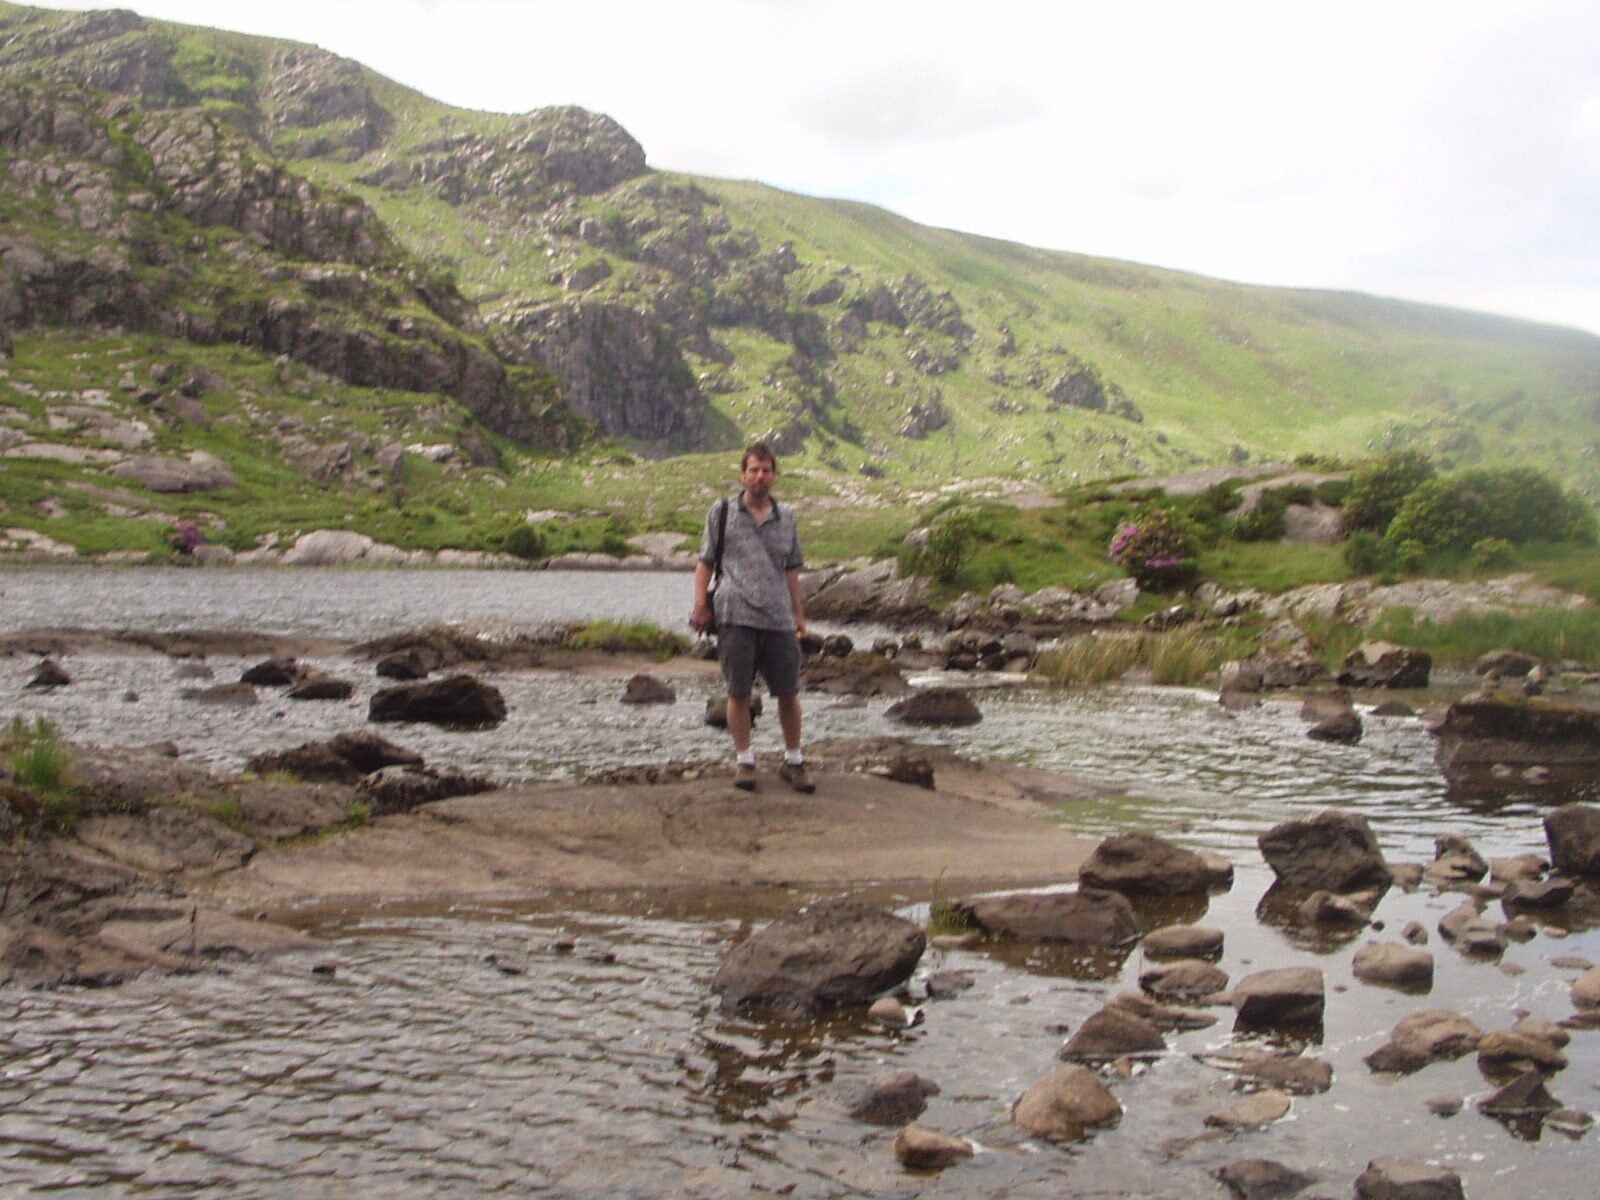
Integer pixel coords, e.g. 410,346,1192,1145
1,0,1597,564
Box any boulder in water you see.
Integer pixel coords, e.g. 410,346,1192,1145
1011,1064,1121,1140
1258,811,1390,891
949,888,1138,946
369,675,507,728
886,687,981,727
1078,832,1212,896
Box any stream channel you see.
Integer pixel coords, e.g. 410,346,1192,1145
0,566,1595,1198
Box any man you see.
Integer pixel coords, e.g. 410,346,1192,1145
690,441,814,793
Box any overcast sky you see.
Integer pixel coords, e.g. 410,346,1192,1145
37,0,1600,335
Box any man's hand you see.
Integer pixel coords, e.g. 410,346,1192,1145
690,600,714,633
794,619,807,638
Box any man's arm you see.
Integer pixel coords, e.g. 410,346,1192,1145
691,560,714,632
786,568,806,637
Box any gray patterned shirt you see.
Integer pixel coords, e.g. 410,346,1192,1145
698,494,804,632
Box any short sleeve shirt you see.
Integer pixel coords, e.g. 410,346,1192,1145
698,494,804,632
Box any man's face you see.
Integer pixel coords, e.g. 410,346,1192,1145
740,456,776,499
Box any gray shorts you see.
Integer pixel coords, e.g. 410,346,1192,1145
718,624,802,700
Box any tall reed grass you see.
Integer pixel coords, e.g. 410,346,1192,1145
1370,606,1600,665
1034,630,1237,687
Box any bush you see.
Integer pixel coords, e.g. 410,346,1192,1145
1385,466,1594,555
1343,451,1436,533
1108,508,1197,589
1470,536,1515,570
1231,494,1287,542
1389,538,1426,573
1343,530,1385,575
1315,478,1351,507
905,510,981,585
501,523,547,561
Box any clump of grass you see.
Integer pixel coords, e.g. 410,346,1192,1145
198,795,244,830
1370,606,1600,666
343,798,372,828
1035,635,1145,686
1035,630,1239,687
563,620,691,660
927,873,975,937
4,716,78,834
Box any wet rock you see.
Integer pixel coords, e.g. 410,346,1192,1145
1142,924,1223,960
241,656,303,686
1059,1005,1165,1061
621,674,676,704
1078,832,1212,896
950,888,1138,946
369,675,507,728
179,682,258,706
1258,810,1390,891
287,672,355,701
1354,1159,1464,1200
1389,863,1424,890
886,687,981,727
878,753,935,789
803,652,911,697
25,658,71,689
868,995,914,1028
1490,853,1547,884
357,765,495,813
1434,696,1600,789
1401,921,1429,945
1476,1030,1567,1073
1296,889,1373,927
248,730,422,784
171,662,214,680
1547,1108,1594,1136
704,694,762,727
1512,1017,1571,1047
892,1125,973,1169
1437,899,1506,954
76,806,254,874
1502,877,1575,910
375,650,430,680
1140,958,1228,1000
712,896,926,1015
1544,804,1600,878
924,968,975,998
1422,835,1486,887
1232,967,1325,1028
1338,641,1431,689
1364,1010,1482,1073
1478,1067,1561,1119
1473,649,1540,679
1424,1095,1462,1117
1107,990,1218,1031
1205,1089,1291,1130
1572,964,1600,1008
1372,699,1417,718
326,731,424,775
1352,942,1434,990
1197,850,1236,890
1213,1159,1317,1200
1307,708,1362,743
1233,1051,1333,1095
1011,1064,1121,1140
837,1070,940,1125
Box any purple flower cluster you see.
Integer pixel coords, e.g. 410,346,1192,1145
1107,509,1195,589
170,520,204,555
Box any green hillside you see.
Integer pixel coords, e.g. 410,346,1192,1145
1,0,1598,574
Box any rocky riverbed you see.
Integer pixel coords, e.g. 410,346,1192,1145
3,568,1599,1197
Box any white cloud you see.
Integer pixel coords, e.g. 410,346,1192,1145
24,0,1600,334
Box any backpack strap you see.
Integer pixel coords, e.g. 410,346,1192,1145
711,497,730,585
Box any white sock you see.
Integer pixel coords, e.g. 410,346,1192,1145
737,750,756,767
784,748,803,766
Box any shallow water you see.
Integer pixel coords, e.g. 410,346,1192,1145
2,567,1597,1197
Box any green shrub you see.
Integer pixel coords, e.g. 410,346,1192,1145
563,620,691,659
1344,451,1436,532
1343,530,1385,575
1274,483,1316,507
1315,478,1351,507
1470,537,1516,570
501,523,548,561
905,510,981,585
1385,466,1594,555
1231,494,1288,542
1389,538,1427,573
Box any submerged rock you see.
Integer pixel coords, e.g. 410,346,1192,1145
892,1125,972,1169
241,656,303,686
620,674,675,704
287,672,355,701
837,1070,939,1125
886,687,981,727
1142,924,1223,959
1205,1089,1290,1130
1354,1159,1464,1200
1213,1159,1317,1200
950,888,1138,946
712,897,925,1015
180,682,258,706
1232,1051,1332,1095
369,675,507,728
1478,1067,1561,1119
1078,832,1212,896
1139,958,1228,1000
1012,1064,1121,1140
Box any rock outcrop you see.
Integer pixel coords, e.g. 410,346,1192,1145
1432,694,1600,789
949,889,1139,946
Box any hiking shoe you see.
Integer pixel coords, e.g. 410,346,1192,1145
733,762,758,791
778,761,815,794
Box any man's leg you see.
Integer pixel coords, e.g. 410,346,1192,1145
727,696,753,753
762,629,813,793
719,626,759,790
776,693,802,753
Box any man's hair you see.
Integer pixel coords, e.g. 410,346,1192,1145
740,441,778,471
